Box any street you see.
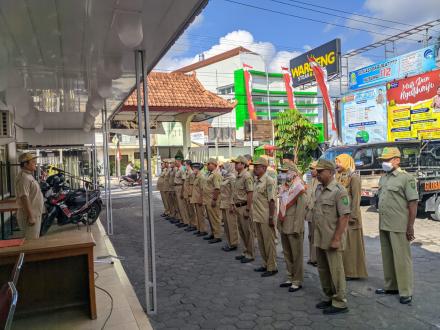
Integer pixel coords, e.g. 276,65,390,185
100,186,440,329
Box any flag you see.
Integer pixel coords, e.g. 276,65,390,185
281,66,296,109
243,63,257,120
308,57,337,132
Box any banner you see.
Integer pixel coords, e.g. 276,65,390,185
349,45,437,90
341,86,388,144
387,69,440,141
281,67,296,109
243,63,257,120
289,39,341,87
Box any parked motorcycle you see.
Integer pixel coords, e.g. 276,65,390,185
119,171,143,189
40,173,103,236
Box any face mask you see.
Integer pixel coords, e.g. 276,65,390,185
382,162,393,172
221,169,227,176
182,165,186,171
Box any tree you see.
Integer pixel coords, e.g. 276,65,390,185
274,109,320,173
175,149,184,160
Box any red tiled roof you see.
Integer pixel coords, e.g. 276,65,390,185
123,72,235,113
173,47,252,73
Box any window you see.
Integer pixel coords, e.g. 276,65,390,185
321,147,355,161
217,85,235,96
354,148,373,167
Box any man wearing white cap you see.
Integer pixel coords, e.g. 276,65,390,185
15,153,44,239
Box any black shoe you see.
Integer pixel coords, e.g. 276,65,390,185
375,289,399,295
399,296,412,304
316,301,332,309
197,232,208,237
161,213,167,217
254,266,267,272
188,227,197,232
176,223,186,228
184,226,192,232
222,245,237,252
288,285,302,292
323,306,348,315
203,235,214,240
310,262,318,267
240,257,254,264
208,238,222,244
235,255,245,260
279,282,292,288
346,277,360,281
170,219,179,224
261,270,278,277
193,231,201,235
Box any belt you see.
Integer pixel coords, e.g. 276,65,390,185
174,184,183,186
235,201,247,207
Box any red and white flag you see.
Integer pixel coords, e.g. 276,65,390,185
308,57,337,132
243,63,257,120
281,66,296,110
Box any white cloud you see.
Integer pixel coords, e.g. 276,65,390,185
268,50,302,72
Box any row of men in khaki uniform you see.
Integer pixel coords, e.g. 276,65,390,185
156,147,418,315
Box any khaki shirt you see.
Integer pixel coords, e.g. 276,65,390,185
15,169,44,217
190,172,203,204
174,166,184,186
233,170,254,204
378,168,418,232
183,170,194,199
305,178,319,221
252,173,276,224
278,192,306,235
204,170,222,203
220,177,235,209
346,173,362,229
157,168,166,191
201,172,210,205
313,179,351,251
163,169,171,192
168,168,176,190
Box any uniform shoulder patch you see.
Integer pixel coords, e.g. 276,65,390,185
341,196,349,206
410,180,416,189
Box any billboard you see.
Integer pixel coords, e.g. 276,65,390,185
244,120,273,141
289,39,341,87
341,86,388,144
349,45,437,90
387,69,440,141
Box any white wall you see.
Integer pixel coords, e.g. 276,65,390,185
16,128,95,146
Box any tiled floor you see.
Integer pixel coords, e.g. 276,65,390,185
12,220,152,330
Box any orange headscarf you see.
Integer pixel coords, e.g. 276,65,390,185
335,154,355,188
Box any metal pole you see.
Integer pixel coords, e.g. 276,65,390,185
103,104,113,235
250,119,254,157
101,110,110,231
136,50,157,314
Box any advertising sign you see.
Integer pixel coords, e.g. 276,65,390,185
349,45,437,90
387,69,440,141
289,39,341,87
244,120,273,141
341,86,388,144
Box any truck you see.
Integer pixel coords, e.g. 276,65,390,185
321,140,440,220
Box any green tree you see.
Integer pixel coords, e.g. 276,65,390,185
274,109,320,173
175,149,184,160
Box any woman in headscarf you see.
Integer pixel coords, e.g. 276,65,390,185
220,162,239,252
335,154,368,280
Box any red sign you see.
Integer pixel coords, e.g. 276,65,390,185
386,69,440,105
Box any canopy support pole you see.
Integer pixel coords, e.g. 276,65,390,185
102,104,113,235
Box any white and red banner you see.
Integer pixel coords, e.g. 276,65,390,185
243,63,257,120
308,56,337,132
281,66,296,109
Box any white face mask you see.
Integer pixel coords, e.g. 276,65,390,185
382,162,393,172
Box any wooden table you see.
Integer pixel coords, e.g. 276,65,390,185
0,199,19,239
0,230,97,319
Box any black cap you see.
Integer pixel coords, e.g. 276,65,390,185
283,153,294,160
191,162,203,170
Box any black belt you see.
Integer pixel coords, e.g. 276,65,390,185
235,201,247,207
174,184,183,186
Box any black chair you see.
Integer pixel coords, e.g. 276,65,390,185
0,282,18,330
11,253,24,286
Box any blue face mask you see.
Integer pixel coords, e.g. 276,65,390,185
182,165,186,171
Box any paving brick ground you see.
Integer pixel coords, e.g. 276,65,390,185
101,188,440,329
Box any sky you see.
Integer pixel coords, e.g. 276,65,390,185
156,0,440,73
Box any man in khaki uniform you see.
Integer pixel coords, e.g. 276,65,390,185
313,159,351,315
203,158,223,244
252,157,278,277
220,162,238,252
305,161,319,266
157,160,170,218
190,162,208,236
375,147,418,304
232,155,255,263
278,164,307,292
167,160,180,223
174,157,190,228
15,153,44,239
183,160,197,232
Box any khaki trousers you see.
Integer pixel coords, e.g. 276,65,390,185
222,208,239,247
167,191,180,219
192,203,207,233
316,248,347,308
307,221,317,263
175,186,189,224
379,230,413,297
160,191,170,215
280,232,304,286
186,199,196,227
236,206,255,259
255,222,277,271
206,203,222,238
17,212,41,240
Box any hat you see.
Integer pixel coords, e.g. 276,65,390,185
191,162,203,170
378,147,401,160
279,164,299,172
19,153,38,163
309,160,318,169
251,157,269,167
315,159,336,170
232,155,248,164
282,153,294,161
207,158,218,166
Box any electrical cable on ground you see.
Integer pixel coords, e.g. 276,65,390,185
94,271,114,330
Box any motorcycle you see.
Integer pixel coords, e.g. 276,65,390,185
40,173,103,236
119,171,143,189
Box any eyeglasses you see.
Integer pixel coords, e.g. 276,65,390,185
316,169,325,173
